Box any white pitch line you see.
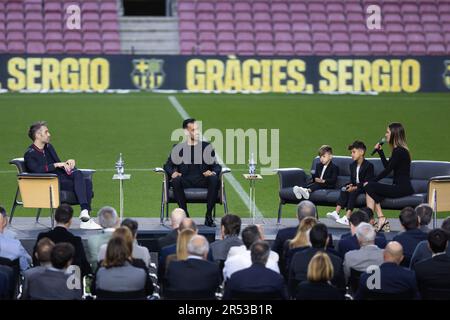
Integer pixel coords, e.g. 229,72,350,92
168,95,264,219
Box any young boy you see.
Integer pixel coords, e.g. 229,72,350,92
326,141,374,226
293,145,339,201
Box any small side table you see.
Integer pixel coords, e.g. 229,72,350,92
113,174,131,221
243,174,263,224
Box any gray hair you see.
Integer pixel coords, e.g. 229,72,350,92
250,241,270,265
297,200,317,221
171,208,186,228
187,235,209,257
97,206,118,229
355,222,376,246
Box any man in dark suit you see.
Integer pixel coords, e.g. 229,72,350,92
157,208,186,251
24,121,100,229
293,145,339,200
165,235,221,299
327,141,374,225
337,210,387,258
288,223,345,297
224,241,287,300
164,119,222,227
393,207,427,267
210,214,243,262
414,229,450,298
356,241,419,300
33,204,91,276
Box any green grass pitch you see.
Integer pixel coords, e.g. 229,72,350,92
0,92,449,221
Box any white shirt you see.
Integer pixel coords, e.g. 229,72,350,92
223,245,280,280
356,165,361,184
320,165,328,180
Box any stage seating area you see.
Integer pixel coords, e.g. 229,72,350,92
178,0,450,55
0,0,121,54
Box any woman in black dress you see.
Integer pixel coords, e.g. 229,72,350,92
364,123,414,232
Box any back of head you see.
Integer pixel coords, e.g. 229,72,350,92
359,207,374,222
55,204,73,225
307,252,334,283
250,241,270,265
97,206,118,229
349,210,370,227
355,222,376,246
399,207,418,230
441,217,450,237
415,204,433,226
103,237,131,268
290,217,317,248
170,208,186,228
297,200,317,222
0,206,7,230
179,218,198,233
187,235,209,258
36,237,55,265
242,225,261,249
111,226,134,255
384,241,404,264
221,214,241,236
176,229,196,260
28,121,47,141
428,229,448,254
121,218,139,238
51,242,75,270
309,223,329,249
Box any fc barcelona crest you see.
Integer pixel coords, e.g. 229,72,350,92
131,59,165,91
444,60,450,90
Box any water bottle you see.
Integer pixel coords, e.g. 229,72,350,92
249,152,256,176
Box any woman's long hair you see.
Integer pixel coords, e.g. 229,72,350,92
388,122,409,151
176,229,196,260
289,217,317,249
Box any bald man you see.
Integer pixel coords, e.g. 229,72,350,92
157,208,186,251
355,241,419,300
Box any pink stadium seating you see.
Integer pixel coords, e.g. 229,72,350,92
177,0,450,56
0,0,121,54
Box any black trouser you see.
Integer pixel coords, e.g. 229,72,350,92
306,182,328,192
171,175,220,218
58,170,93,211
336,188,364,211
364,181,414,204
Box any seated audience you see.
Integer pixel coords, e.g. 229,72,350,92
210,214,243,262
410,217,450,268
288,223,345,297
33,204,91,276
24,243,82,300
87,206,119,271
164,228,197,276
157,208,186,251
356,241,419,300
296,252,345,300
413,229,450,298
224,225,279,280
165,235,221,299
120,219,151,267
393,207,427,267
224,241,287,300
416,204,433,233
343,222,384,282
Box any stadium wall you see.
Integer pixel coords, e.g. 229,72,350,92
1,54,449,93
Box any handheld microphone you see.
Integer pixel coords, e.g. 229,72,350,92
341,186,348,192
370,137,386,156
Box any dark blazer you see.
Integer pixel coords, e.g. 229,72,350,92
311,161,339,188
296,281,345,300
272,226,297,256
288,247,345,297
223,263,288,300
210,235,243,262
414,254,450,295
393,229,428,267
349,159,374,189
33,226,91,276
375,147,413,188
356,262,419,300
163,141,221,177
157,229,178,252
165,258,221,295
410,240,450,268
24,143,61,174
337,233,387,258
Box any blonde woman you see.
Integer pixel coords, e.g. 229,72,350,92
295,252,344,300
164,228,197,272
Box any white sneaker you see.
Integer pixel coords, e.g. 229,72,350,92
79,209,90,222
326,211,340,221
293,186,303,200
80,219,102,230
336,216,350,226
298,187,310,200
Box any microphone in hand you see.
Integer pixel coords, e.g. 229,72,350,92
370,137,386,156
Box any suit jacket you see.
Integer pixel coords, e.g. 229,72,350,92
356,262,419,300
210,235,243,262
165,258,221,294
296,281,345,300
393,229,428,267
24,268,82,300
24,143,61,174
157,229,178,252
34,226,91,276
87,230,114,271
343,245,384,282
414,254,450,294
338,233,387,258
410,240,450,269
349,159,374,189
288,247,345,297
223,264,288,300
311,161,339,188
163,141,221,178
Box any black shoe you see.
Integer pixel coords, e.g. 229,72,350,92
205,217,216,228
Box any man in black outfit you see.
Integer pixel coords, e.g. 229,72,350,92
164,119,221,227
24,121,100,229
